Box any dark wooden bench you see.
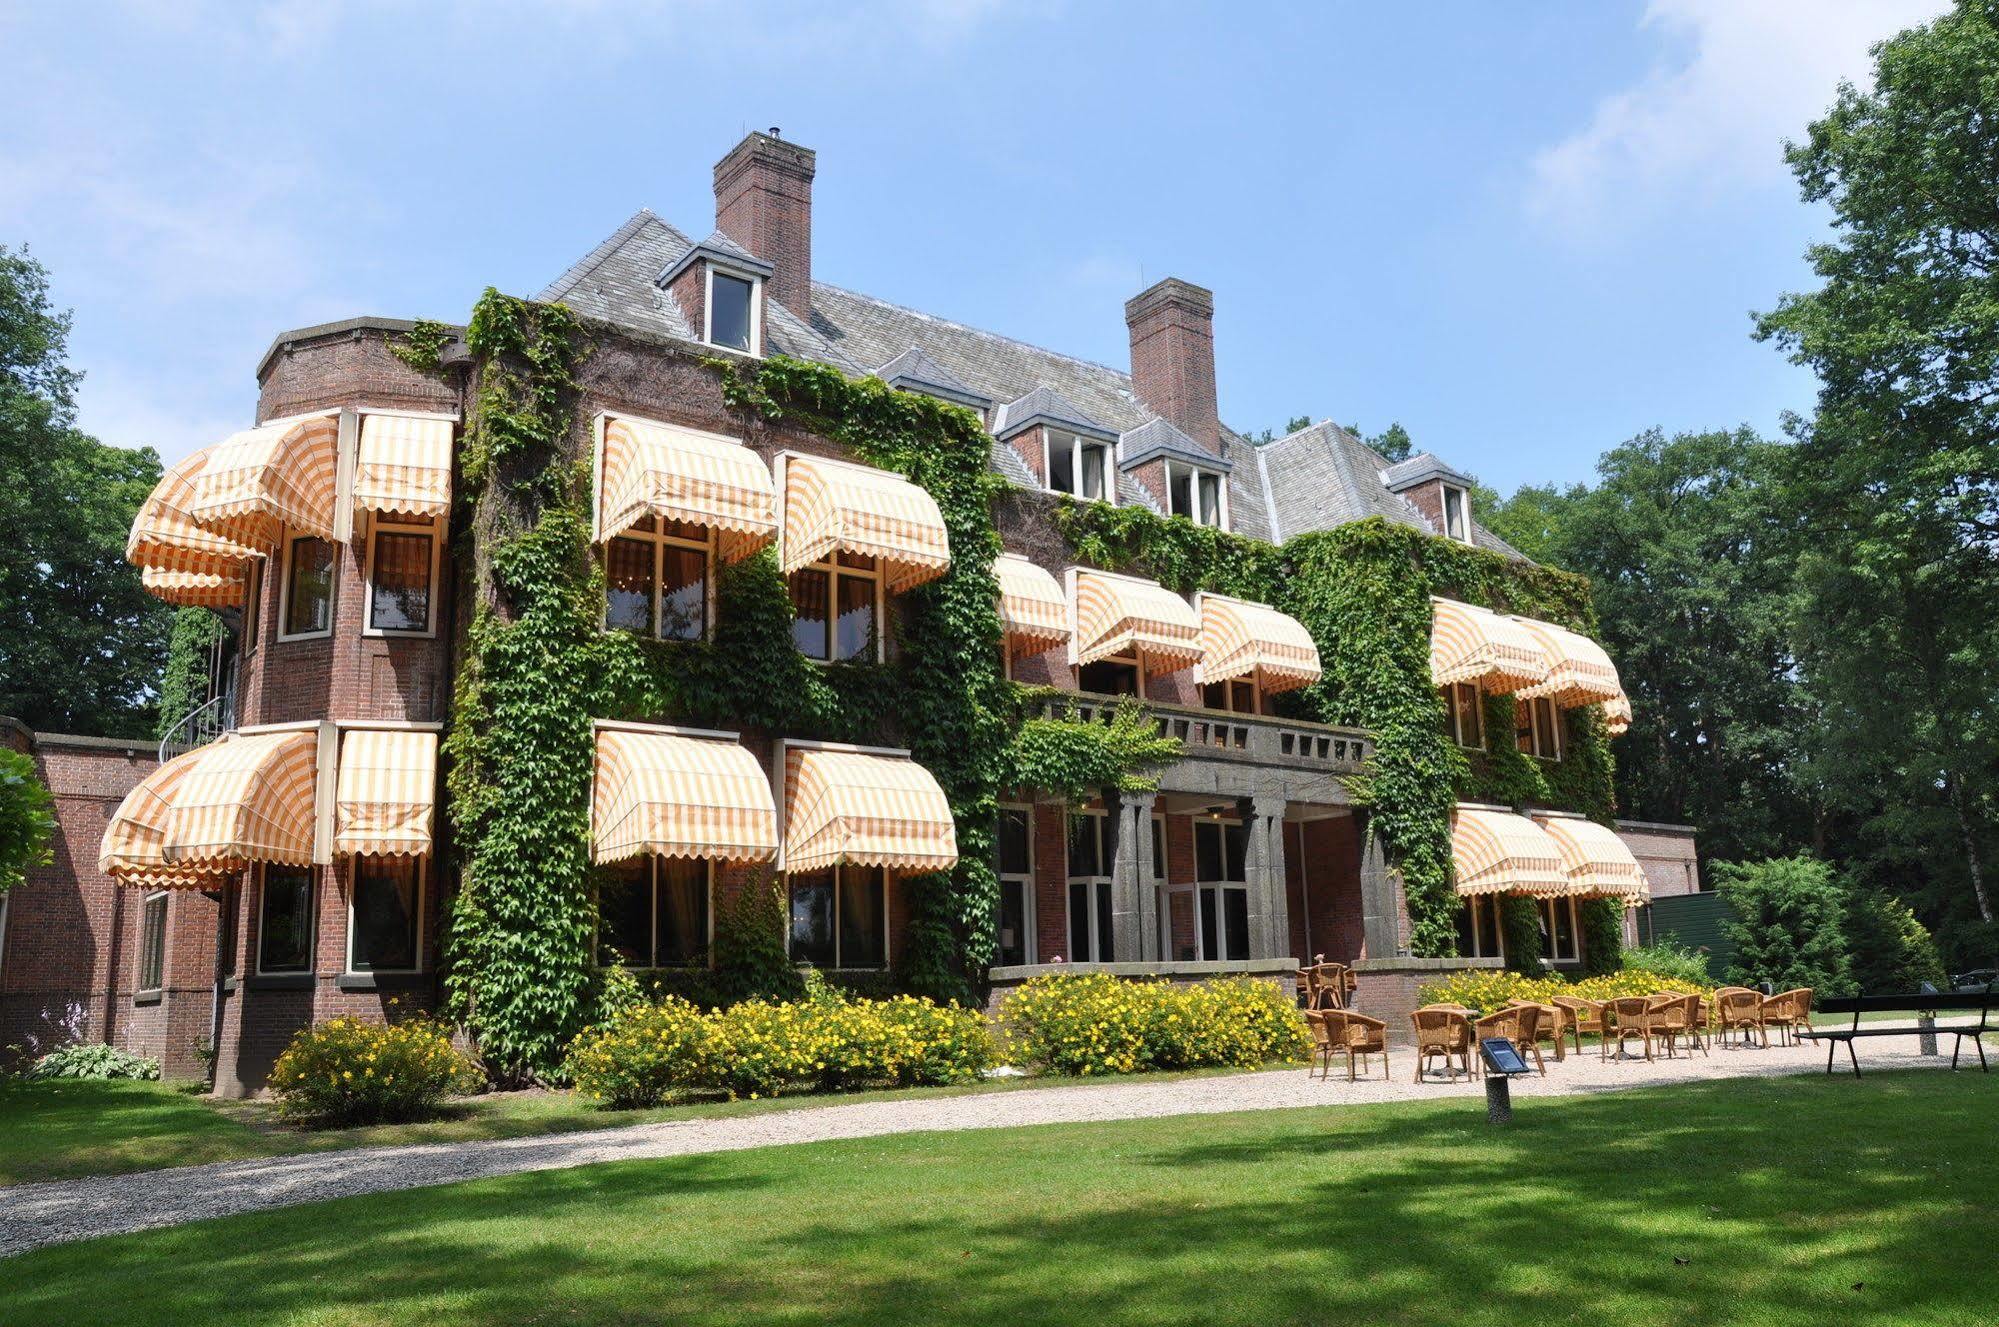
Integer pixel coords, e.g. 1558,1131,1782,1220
1804,985,1993,1076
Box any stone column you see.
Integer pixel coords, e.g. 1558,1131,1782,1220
1125,791,1160,961
1357,811,1404,958
1245,793,1291,959
1108,789,1154,962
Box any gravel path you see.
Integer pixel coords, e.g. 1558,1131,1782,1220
0,1028,1967,1257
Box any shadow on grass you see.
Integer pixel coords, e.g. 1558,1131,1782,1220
3,1073,1993,1327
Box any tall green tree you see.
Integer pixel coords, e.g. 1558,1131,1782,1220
1755,2,1999,952
0,246,170,737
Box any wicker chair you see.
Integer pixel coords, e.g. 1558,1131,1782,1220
1507,998,1568,1062
1714,987,1768,1048
1477,1004,1545,1076
1762,988,1813,1047
1411,1005,1475,1082
1650,993,1707,1059
1301,960,1356,1012
1307,1008,1390,1081
1551,995,1607,1056
1606,996,1659,1061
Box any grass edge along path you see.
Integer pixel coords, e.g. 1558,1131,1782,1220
2,1071,1994,1327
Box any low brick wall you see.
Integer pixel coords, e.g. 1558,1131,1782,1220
1350,956,1506,1043
982,958,1299,1016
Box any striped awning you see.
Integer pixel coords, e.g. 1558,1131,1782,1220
1602,691,1632,736
592,727,778,865
353,414,452,519
993,553,1069,654
781,455,950,593
1072,569,1202,674
1532,814,1650,903
188,413,341,549
160,730,321,869
334,730,437,857
1430,597,1549,694
99,748,229,891
782,746,959,875
1197,593,1322,694
141,566,248,609
599,416,778,562
127,447,261,583
1514,618,1623,708
1450,805,1569,898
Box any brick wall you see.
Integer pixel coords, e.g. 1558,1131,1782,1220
1124,279,1219,452
1286,815,1365,965
1004,424,1047,487
1393,478,1445,533
714,132,816,316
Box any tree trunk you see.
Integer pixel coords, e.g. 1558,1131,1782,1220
1946,772,1995,925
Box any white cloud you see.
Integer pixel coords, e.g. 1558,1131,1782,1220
1528,0,1948,229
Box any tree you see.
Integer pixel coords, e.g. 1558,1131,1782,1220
0,746,54,896
1715,855,1852,995
1243,415,1314,446
1346,420,1413,463
1845,887,1947,994
0,247,170,737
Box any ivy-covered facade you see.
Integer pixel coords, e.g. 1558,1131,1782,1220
56,130,1690,1091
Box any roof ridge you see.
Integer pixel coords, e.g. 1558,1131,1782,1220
537,209,686,303
812,279,1135,384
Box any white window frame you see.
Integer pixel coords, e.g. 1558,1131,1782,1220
137,890,169,993
995,802,1037,967
1461,894,1503,960
594,856,716,970
1043,429,1116,505
1541,896,1581,965
1442,484,1472,544
1517,695,1563,761
1065,808,1114,963
788,551,885,665
240,558,262,658
1446,682,1484,749
601,517,718,642
345,857,427,976
360,512,444,639
703,265,764,357
255,862,317,976
1192,817,1251,962
785,863,889,971
1163,458,1229,531
276,531,338,643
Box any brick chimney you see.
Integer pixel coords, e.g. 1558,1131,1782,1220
1124,277,1219,452
714,129,815,316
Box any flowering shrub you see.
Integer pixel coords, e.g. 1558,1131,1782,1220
25,1043,159,1081
1416,967,1714,1010
1002,972,1310,1076
563,992,995,1106
268,1016,478,1126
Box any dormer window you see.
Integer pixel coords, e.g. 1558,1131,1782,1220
1165,460,1227,530
706,269,760,355
1442,485,1471,543
1047,431,1113,503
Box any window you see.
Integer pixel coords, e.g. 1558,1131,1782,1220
605,516,711,641
1045,431,1113,503
596,858,712,968
1078,651,1143,697
1454,894,1503,959
365,517,438,636
995,806,1034,967
280,535,335,639
239,559,261,656
1443,485,1471,543
257,865,315,974
1540,897,1580,964
1444,682,1484,748
705,268,759,354
1150,814,1166,883
1202,678,1260,714
349,857,423,973
1193,819,1250,961
1516,696,1562,760
1066,810,1115,962
788,865,887,969
1165,460,1227,530
138,891,168,991
789,552,881,662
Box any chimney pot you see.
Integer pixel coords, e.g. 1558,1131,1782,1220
714,131,815,316
1125,277,1219,453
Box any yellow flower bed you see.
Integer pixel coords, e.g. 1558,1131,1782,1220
1001,972,1311,1076
269,1014,479,1126
1416,968,1716,1011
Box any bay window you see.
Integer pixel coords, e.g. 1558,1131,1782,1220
279,534,335,640
349,857,423,973
788,865,887,969
138,891,168,992
364,516,439,636
1454,894,1503,960
1078,650,1143,697
257,865,315,974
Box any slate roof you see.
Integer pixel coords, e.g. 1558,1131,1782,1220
660,230,775,285
1119,417,1232,473
874,347,993,411
992,386,1117,442
1255,422,1524,557
1380,450,1474,492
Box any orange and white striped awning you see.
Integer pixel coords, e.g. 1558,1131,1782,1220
1602,690,1632,736
99,748,229,891
141,566,249,609
127,447,262,583
1430,597,1548,695
599,416,778,562
1532,814,1649,903
1450,805,1568,898
1196,593,1321,694
334,730,437,857
592,726,778,865
1514,618,1623,709
188,413,341,549
781,745,959,876
1071,569,1202,674
160,730,321,870
353,414,453,519
780,454,951,593
993,553,1069,654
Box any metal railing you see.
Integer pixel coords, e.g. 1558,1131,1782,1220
159,664,237,761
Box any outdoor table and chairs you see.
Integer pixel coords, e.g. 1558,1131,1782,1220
1714,987,1768,1048
1605,995,1661,1061
1648,992,1707,1059
1305,1008,1391,1082
1507,997,1569,1062
1301,960,1357,1011
1474,1004,1546,1076
1761,988,1813,1047
1411,1004,1477,1082
1550,995,1607,1055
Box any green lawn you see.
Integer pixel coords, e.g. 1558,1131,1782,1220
3,1072,1993,1326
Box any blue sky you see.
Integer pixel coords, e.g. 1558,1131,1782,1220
0,0,1947,493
